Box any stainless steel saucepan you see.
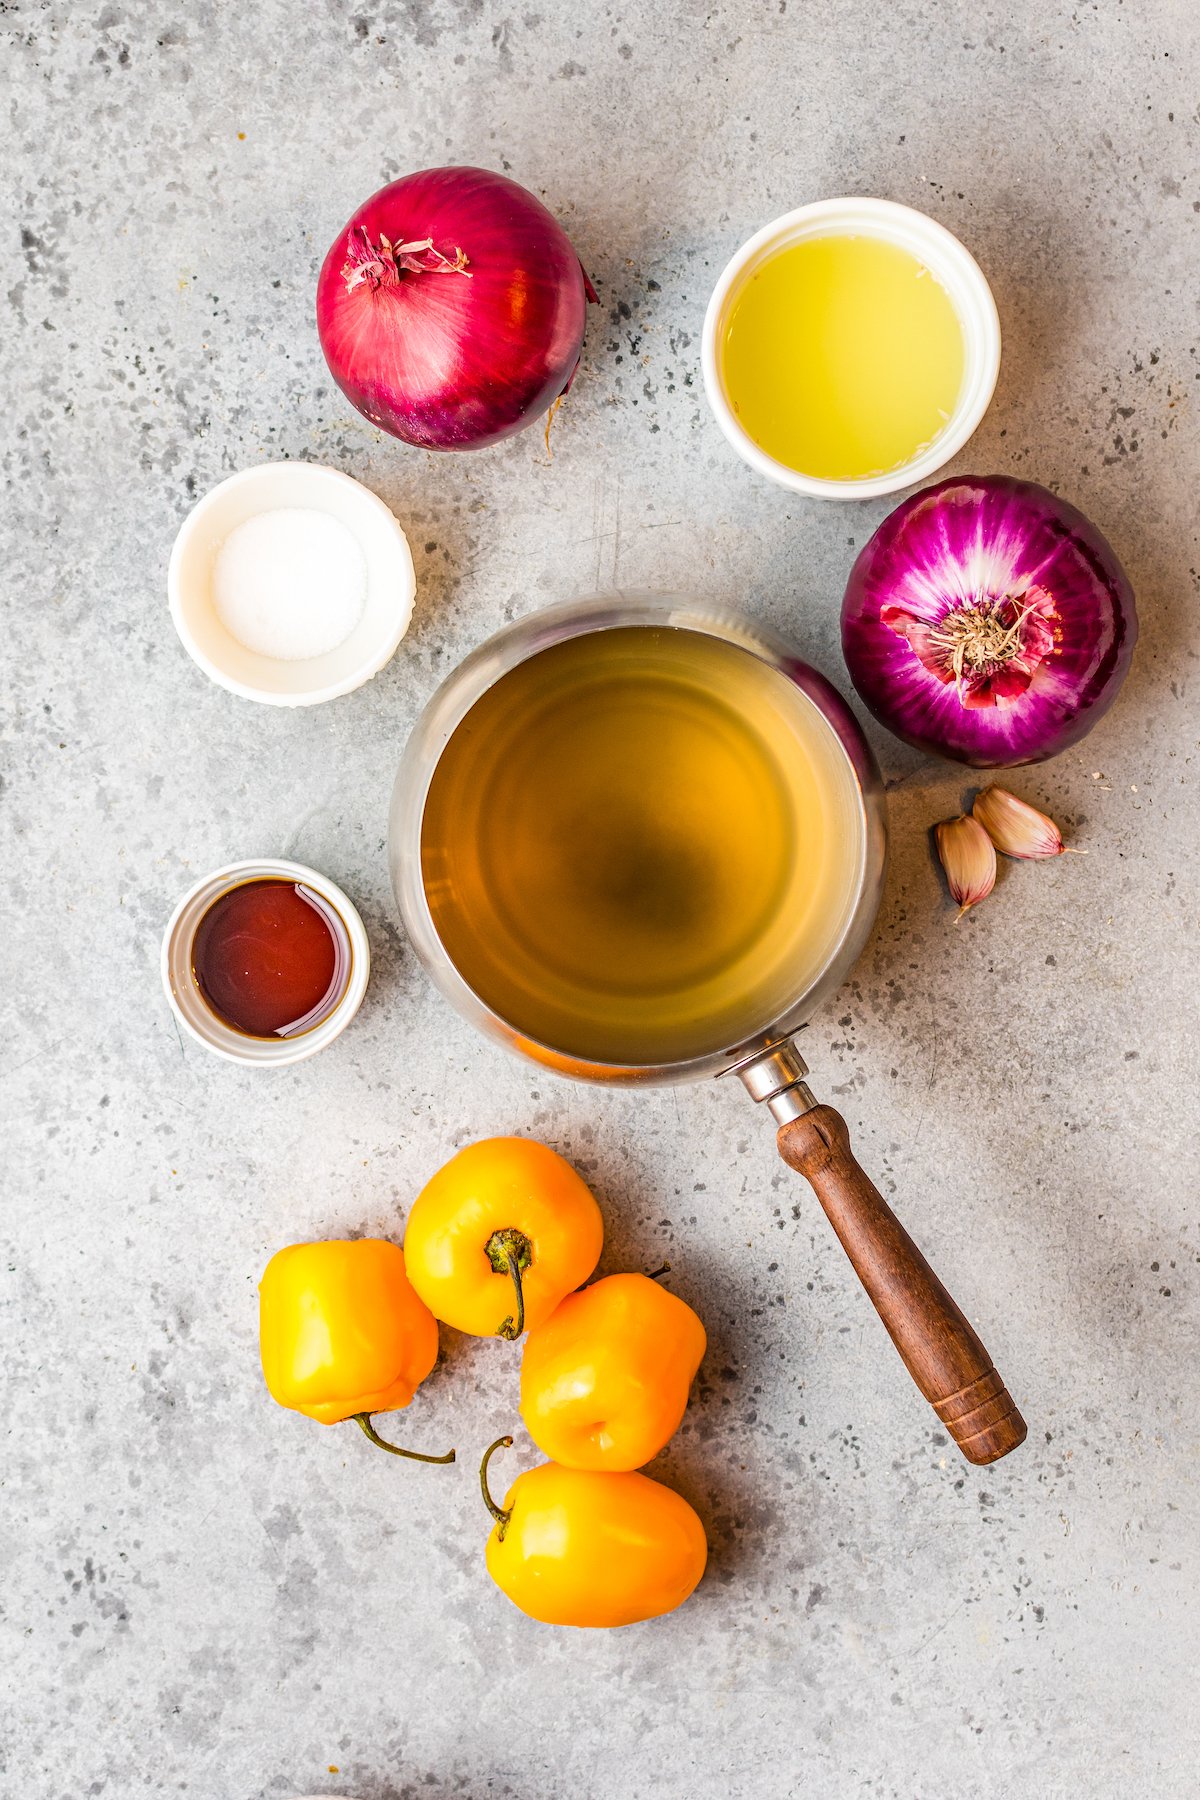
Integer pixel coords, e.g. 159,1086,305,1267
389,595,1026,1465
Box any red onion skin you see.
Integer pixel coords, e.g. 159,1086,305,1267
840,476,1137,768
316,166,593,451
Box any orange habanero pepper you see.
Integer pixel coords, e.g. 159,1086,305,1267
258,1239,455,1465
480,1436,707,1628
403,1137,603,1339
520,1272,706,1470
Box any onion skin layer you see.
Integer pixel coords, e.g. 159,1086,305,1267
840,476,1138,768
316,166,592,452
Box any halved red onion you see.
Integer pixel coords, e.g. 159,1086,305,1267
841,476,1137,767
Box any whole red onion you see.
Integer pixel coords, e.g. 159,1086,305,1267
316,166,594,452
841,476,1137,767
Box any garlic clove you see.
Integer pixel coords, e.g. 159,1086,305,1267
973,786,1068,859
935,814,997,921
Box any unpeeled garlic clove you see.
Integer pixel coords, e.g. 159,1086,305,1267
973,786,1068,859
935,814,997,921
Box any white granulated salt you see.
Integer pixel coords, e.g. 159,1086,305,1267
213,507,366,661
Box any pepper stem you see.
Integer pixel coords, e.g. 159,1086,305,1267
646,1261,672,1281
480,1434,514,1538
353,1413,456,1465
485,1228,533,1340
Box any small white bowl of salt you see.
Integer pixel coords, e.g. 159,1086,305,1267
168,461,415,706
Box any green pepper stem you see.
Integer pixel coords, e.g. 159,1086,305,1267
485,1227,533,1340
353,1413,456,1465
480,1434,514,1538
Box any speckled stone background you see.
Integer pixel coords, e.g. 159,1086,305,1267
4,2,1198,1796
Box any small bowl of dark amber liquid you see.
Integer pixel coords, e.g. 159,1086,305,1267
161,859,371,1065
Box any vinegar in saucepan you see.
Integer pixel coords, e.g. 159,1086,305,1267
420,627,865,1065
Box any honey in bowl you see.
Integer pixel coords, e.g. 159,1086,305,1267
720,234,965,481
191,879,347,1038
419,627,865,1066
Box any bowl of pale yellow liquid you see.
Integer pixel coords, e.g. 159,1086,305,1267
702,198,1001,500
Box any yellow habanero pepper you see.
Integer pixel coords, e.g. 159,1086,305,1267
480,1436,707,1628
258,1240,455,1466
403,1137,603,1340
520,1271,706,1471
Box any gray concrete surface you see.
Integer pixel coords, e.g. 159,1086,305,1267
4,2,1198,1796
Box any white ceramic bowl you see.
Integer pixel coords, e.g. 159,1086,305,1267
161,859,371,1066
701,197,1001,502
168,462,415,705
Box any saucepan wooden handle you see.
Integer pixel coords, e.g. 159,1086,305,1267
777,1104,1026,1466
